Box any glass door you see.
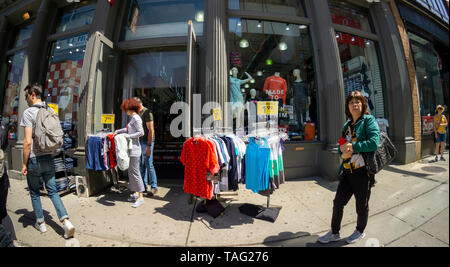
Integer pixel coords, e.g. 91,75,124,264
90,33,119,134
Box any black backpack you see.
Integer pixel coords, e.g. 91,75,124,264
362,119,398,175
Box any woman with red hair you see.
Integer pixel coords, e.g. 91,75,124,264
114,98,145,208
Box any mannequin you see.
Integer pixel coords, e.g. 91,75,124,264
292,69,309,133
230,67,252,118
230,67,252,105
263,72,287,105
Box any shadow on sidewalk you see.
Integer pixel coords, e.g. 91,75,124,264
262,231,347,247
288,176,339,192
191,202,256,229
14,208,65,236
383,165,446,183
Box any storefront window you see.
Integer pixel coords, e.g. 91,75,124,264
44,33,88,143
122,49,187,142
408,32,446,135
228,0,306,17
11,23,34,48
54,1,96,33
337,31,386,121
229,18,318,141
1,51,26,133
328,0,374,33
121,0,204,40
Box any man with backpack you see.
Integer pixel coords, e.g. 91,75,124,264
20,83,75,239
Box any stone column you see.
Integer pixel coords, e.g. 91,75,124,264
372,2,418,163
204,0,229,128
308,0,346,180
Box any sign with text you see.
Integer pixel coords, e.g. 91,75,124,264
212,108,221,121
257,101,278,115
422,116,434,135
101,114,115,124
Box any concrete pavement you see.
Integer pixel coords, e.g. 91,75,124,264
4,153,449,247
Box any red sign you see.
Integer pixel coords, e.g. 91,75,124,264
331,13,362,30
336,32,366,48
107,0,114,4
422,116,435,135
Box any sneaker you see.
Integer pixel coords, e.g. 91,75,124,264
127,194,138,202
148,188,158,196
34,222,47,233
435,155,439,162
317,230,341,244
145,185,151,192
346,230,366,244
63,220,75,239
440,156,446,161
132,198,145,208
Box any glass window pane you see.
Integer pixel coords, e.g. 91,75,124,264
121,0,204,40
228,0,306,17
12,23,34,48
44,33,88,143
122,49,187,142
54,1,96,33
1,51,26,133
229,18,318,141
408,32,446,135
328,0,374,33
336,32,386,123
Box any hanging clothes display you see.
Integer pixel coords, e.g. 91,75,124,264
180,137,220,200
86,132,120,171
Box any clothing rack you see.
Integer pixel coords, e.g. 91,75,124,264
192,126,283,209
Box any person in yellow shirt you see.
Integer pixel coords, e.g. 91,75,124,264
434,105,448,162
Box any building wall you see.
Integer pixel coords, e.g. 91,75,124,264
2,0,447,182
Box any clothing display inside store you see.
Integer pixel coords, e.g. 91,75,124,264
263,73,288,105
39,122,78,195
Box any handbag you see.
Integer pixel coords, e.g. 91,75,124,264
362,119,398,175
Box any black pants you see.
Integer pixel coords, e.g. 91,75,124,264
0,169,16,241
331,168,374,234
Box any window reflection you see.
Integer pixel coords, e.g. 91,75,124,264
121,0,204,40
229,18,318,141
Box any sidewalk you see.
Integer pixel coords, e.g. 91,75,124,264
5,153,449,247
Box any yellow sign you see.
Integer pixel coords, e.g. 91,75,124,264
47,103,58,116
212,108,221,121
101,114,115,124
257,101,278,115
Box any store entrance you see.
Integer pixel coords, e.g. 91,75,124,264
122,48,187,178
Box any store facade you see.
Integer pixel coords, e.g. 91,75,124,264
394,0,449,156
1,0,434,183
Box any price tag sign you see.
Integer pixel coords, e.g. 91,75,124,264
101,114,115,124
213,108,221,121
47,103,59,116
257,101,278,115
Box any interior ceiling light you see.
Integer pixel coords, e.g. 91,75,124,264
257,71,263,76
278,42,288,51
239,39,249,48
286,24,290,31
257,21,262,28
22,11,31,21
299,25,307,29
351,37,355,42
195,11,204,22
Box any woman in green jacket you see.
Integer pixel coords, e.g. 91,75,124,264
318,91,380,244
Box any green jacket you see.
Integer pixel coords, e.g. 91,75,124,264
338,114,380,174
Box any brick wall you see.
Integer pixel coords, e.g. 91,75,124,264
388,0,422,159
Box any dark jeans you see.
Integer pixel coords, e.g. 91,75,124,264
331,168,374,234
